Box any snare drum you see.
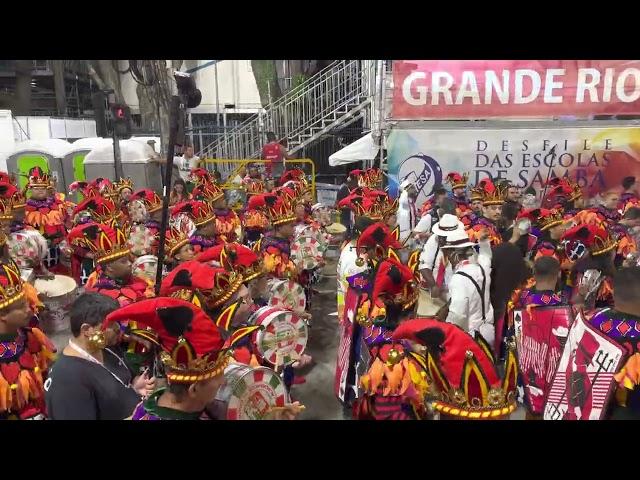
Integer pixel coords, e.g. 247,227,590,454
268,279,306,313
210,363,289,420
248,306,308,367
34,275,78,333
132,255,158,283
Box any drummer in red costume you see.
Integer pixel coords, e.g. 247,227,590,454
24,167,69,273
196,242,270,366
466,178,506,246
67,223,153,306
69,195,126,285
163,224,196,270
100,297,301,420
260,195,298,280
191,169,242,244
110,177,135,221
171,200,219,254
128,189,163,256
243,193,273,251
0,182,51,279
0,258,56,419
561,223,618,311
517,207,567,262
392,317,518,420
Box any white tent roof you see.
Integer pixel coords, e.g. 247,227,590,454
84,139,157,164
11,139,73,158
328,132,379,167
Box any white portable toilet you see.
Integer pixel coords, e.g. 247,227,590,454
7,139,72,192
63,138,113,194
130,136,161,153
83,139,163,193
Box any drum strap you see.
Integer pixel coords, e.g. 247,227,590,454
455,265,487,321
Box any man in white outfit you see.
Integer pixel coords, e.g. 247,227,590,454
441,228,495,349
419,212,464,299
397,179,418,243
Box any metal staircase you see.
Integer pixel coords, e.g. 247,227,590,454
198,60,376,165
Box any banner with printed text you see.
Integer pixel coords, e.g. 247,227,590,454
386,125,640,208
393,60,640,119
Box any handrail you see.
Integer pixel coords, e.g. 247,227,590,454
198,60,372,160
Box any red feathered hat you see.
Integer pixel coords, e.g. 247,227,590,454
0,172,15,185
192,182,225,204
445,172,469,189
356,222,402,250
196,242,265,282
26,166,52,189
102,297,230,384
73,196,122,227
171,200,216,227
0,258,25,310
160,260,244,310
164,224,191,259
561,223,617,261
267,196,296,226
130,188,163,214
67,223,130,264
362,168,383,189
279,169,306,186
518,207,564,232
470,178,507,206
371,257,418,310
69,181,100,198
0,182,24,219
392,318,518,419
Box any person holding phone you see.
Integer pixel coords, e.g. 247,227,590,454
45,293,156,420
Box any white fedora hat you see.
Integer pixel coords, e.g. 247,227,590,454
440,228,476,249
432,213,465,237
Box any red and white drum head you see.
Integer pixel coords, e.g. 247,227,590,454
291,236,321,270
218,364,288,420
249,306,308,367
269,279,306,313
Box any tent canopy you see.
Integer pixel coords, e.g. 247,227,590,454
328,132,379,167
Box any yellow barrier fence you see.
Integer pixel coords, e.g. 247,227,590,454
200,159,316,201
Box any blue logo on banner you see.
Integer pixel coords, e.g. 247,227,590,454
398,154,443,205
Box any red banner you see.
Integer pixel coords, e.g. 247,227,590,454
392,60,640,119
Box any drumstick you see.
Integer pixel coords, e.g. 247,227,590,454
269,404,306,413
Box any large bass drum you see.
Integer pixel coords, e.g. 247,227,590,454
248,306,308,368
208,363,289,420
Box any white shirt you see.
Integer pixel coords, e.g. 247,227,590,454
177,154,200,182
337,240,366,299
419,234,453,292
445,240,495,347
397,191,417,241
414,213,433,234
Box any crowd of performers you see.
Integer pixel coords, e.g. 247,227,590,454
335,168,640,420
0,164,331,420
2,159,640,420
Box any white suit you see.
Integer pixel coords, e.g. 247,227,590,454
445,239,495,348
397,185,417,242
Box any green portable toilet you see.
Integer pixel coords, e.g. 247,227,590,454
64,138,113,197
7,139,71,193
